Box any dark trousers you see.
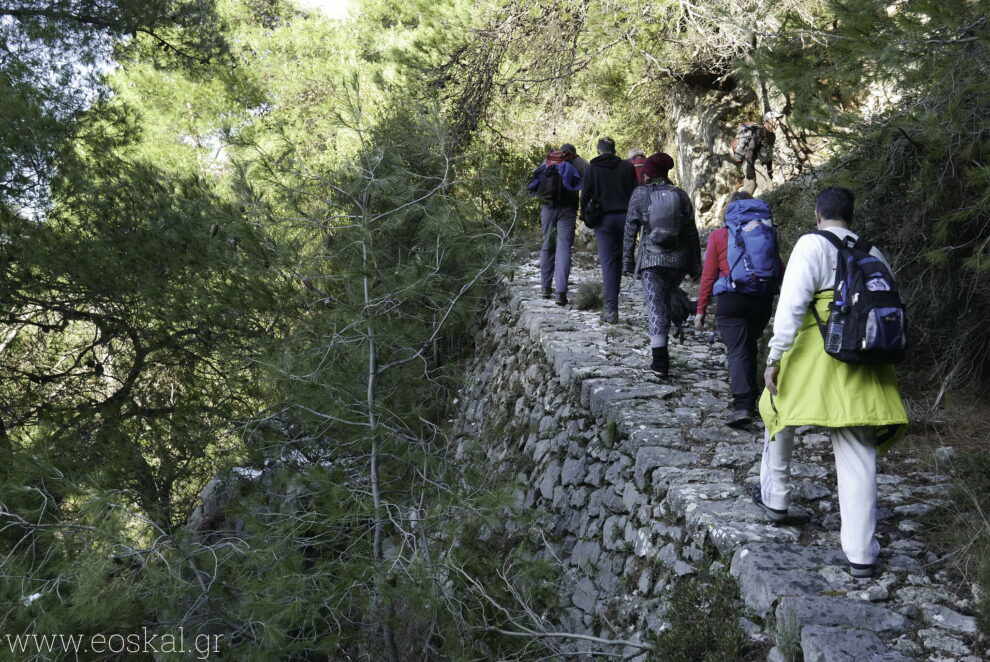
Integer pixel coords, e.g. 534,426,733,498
540,205,577,294
595,212,626,314
715,292,772,412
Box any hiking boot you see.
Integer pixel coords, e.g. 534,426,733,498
726,409,755,429
554,291,568,306
541,287,552,299
650,346,669,377
600,310,618,324
751,484,789,524
849,562,876,579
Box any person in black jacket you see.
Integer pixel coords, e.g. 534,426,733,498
581,137,638,323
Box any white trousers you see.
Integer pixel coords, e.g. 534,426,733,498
759,426,880,565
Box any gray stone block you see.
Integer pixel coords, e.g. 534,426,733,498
776,596,909,634
601,486,627,514
604,454,632,484
665,482,744,513
651,466,735,497
539,461,561,501
921,602,978,635
918,627,971,655
584,462,605,487
711,441,759,468
561,456,587,486
602,515,626,551
572,577,598,614
731,545,841,616
633,446,701,490
570,540,602,573
800,625,911,662
627,426,691,450
622,482,646,511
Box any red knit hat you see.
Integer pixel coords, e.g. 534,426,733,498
642,152,674,179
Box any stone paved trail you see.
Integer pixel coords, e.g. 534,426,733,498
455,254,987,661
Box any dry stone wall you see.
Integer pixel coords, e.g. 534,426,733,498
454,255,987,661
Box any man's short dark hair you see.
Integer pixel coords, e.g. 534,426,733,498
597,137,616,154
729,191,753,203
560,143,577,153
816,187,855,223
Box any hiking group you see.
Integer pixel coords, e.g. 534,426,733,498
528,131,909,579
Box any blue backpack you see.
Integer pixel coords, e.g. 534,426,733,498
713,199,780,298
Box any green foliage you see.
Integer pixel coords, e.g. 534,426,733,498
7,0,989,657
926,451,990,635
0,0,231,207
573,279,605,311
753,0,990,386
772,605,803,662
647,569,749,662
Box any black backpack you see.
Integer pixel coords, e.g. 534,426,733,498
647,185,683,249
811,231,907,365
531,165,562,205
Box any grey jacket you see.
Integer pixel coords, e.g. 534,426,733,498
623,180,702,276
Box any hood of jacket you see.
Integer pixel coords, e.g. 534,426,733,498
590,153,622,169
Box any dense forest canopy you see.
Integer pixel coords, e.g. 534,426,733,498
0,0,988,658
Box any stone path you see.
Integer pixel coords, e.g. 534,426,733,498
455,254,985,661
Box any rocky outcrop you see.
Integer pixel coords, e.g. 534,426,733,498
666,81,821,228
454,255,986,660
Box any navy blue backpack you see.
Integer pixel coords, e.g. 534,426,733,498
811,231,907,365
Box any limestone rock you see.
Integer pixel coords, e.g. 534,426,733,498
800,625,911,662
921,603,978,635
776,595,909,634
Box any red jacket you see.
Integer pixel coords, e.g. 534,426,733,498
696,228,784,316
697,228,729,316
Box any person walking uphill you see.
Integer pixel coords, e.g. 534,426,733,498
695,192,783,428
623,153,702,376
627,148,647,185
528,146,583,305
582,137,638,323
753,187,908,579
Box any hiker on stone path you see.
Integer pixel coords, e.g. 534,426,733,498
527,145,583,306
752,187,908,579
581,137,639,324
622,152,702,377
732,111,783,195
626,147,647,185
695,191,784,429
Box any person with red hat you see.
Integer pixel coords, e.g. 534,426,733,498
622,152,702,376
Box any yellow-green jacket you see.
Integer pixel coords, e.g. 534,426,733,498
759,293,908,452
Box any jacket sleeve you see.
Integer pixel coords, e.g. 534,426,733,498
559,161,582,192
767,234,821,360
697,229,723,316
623,190,643,271
580,167,595,219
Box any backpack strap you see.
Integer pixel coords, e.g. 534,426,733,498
809,231,847,339
813,228,874,254
808,230,879,338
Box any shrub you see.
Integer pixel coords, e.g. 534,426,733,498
647,569,750,662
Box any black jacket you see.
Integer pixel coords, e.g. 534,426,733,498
581,154,638,219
